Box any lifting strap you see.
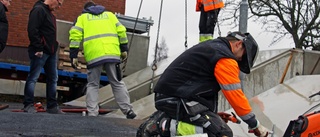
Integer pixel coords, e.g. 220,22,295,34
150,0,164,94
121,0,144,73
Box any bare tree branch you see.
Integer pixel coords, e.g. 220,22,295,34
155,37,169,62
219,0,320,50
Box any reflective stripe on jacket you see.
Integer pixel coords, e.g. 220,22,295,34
196,0,224,12
69,7,128,66
214,58,254,121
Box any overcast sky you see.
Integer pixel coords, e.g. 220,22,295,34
124,0,295,63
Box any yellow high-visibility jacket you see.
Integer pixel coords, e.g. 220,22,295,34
69,5,128,68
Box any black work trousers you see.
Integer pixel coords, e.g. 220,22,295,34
199,7,221,35
155,94,233,137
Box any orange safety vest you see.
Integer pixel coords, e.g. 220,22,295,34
196,0,224,12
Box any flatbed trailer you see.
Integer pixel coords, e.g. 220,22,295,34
0,61,109,101
0,14,154,102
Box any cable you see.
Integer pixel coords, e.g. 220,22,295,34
122,0,144,73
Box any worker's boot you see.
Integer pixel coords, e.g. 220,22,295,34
126,109,137,119
136,111,169,137
22,104,37,113
46,106,65,114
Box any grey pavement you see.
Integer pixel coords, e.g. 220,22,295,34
0,102,143,137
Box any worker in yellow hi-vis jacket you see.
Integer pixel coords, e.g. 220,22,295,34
69,1,136,119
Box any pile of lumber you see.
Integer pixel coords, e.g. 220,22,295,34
58,43,87,73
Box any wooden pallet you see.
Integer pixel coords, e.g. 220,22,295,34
58,43,87,73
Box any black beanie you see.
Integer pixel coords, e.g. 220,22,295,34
84,1,96,9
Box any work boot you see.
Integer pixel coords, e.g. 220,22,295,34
22,104,37,113
136,111,168,137
46,106,65,114
126,110,137,119
88,111,98,117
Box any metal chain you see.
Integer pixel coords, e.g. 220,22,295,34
184,0,188,50
150,0,164,94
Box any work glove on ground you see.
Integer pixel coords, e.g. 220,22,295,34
71,58,79,69
249,121,269,137
217,112,232,123
121,51,128,61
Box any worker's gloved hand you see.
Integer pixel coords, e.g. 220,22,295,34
217,112,231,123
71,58,79,69
121,51,128,61
249,121,269,137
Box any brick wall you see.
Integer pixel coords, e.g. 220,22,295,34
6,0,125,47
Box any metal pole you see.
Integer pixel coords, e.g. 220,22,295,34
239,0,248,33
239,0,249,92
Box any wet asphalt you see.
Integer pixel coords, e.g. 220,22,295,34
0,102,144,137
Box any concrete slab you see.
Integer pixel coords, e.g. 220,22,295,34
105,93,156,120
63,50,179,108
0,79,47,97
226,75,320,137
65,49,315,121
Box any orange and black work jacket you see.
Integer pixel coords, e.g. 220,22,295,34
196,0,224,12
154,38,257,128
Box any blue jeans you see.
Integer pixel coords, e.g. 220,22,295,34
23,52,58,109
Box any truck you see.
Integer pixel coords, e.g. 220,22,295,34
0,14,153,102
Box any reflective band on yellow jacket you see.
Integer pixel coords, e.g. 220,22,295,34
214,58,255,121
196,0,224,12
69,11,128,65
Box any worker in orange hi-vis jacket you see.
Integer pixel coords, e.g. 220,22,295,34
137,32,270,137
196,0,224,43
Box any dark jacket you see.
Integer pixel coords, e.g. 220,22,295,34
28,0,59,55
0,2,8,53
154,37,236,111
155,38,259,128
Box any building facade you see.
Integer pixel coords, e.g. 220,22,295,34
0,0,125,63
